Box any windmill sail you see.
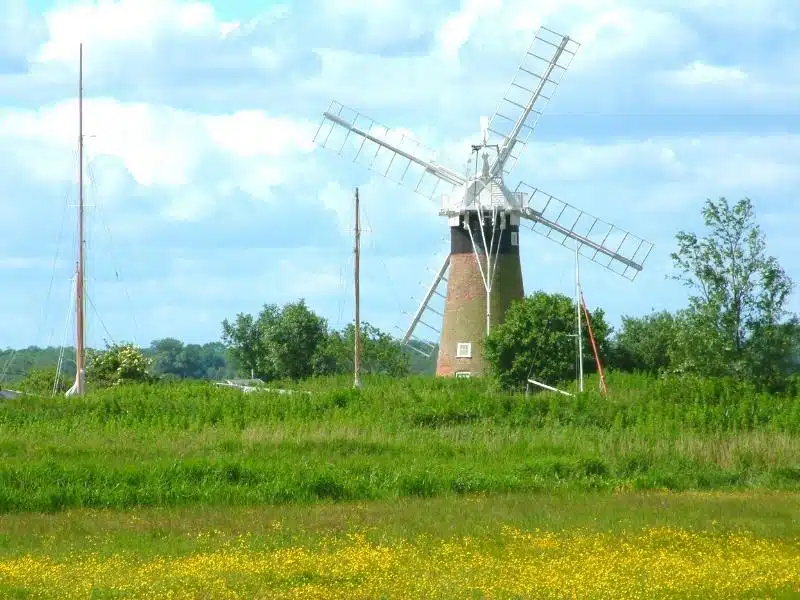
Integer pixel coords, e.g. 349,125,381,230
312,23,654,378
313,101,465,201
486,26,580,178
516,182,653,281
401,254,450,355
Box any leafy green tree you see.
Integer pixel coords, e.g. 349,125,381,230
17,366,68,395
319,322,410,376
148,339,232,380
611,311,677,374
484,291,610,390
222,300,328,381
86,342,152,388
0,346,75,385
267,300,329,380
221,311,270,378
670,197,796,387
148,338,184,377
196,342,232,380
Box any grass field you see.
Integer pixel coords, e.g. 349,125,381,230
0,372,799,512
0,492,798,598
0,373,798,597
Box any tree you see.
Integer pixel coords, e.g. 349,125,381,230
484,291,610,390
86,342,152,388
221,311,270,379
0,346,74,386
196,342,231,380
405,340,438,376
221,300,329,381
17,366,68,395
148,339,233,380
267,300,329,380
611,311,677,374
318,322,410,376
148,338,184,377
670,197,796,386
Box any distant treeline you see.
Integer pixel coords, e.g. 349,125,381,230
3,197,799,392
0,334,438,386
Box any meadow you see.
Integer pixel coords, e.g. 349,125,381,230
0,373,798,597
0,372,798,512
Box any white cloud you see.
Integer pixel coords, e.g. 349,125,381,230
566,7,694,69
435,0,502,59
0,1,46,67
662,60,749,86
663,0,799,30
519,133,800,220
2,0,800,349
0,257,65,270
0,98,318,221
36,0,232,68
318,181,354,235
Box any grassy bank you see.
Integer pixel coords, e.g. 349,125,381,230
0,492,798,598
0,373,798,513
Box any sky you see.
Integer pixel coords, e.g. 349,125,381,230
1,0,799,350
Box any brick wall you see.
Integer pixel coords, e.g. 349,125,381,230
436,252,524,377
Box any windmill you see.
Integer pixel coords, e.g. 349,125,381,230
312,25,654,378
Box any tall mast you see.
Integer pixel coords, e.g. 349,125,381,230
353,188,362,389
73,43,86,396
575,239,583,392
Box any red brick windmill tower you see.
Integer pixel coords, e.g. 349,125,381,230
313,25,653,377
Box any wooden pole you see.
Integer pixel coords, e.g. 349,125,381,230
575,240,583,392
75,43,86,396
580,293,607,395
353,188,361,388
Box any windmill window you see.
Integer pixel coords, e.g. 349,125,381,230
456,342,472,358
510,232,518,246
455,371,472,378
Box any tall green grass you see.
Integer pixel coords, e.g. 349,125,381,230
0,372,798,513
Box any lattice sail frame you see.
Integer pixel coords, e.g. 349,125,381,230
516,182,654,281
311,24,655,349
485,26,580,179
399,254,450,358
313,101,464,202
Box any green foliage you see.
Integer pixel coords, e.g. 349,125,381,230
0,346,75,386
612,311,677,374
670,197,796,388
319,322,410,376
86,343,152,388
17,367,68,396
220,312,264,378
222,301,416,381
147,338,233,380
268,300,329,380
405,340,438,376
222,300,328,380
0,373,798,513
484,291,610,389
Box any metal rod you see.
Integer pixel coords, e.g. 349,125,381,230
522,211,643,271
402,255,450,343
417,319,438,333
322,112,465,186
575,238,583,393
528,378,574,397
72,42,86,397
406,343,432,357
491,34,570,178
353,188,361,389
